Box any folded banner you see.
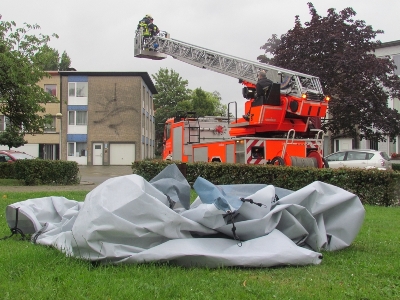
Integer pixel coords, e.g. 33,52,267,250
5,164,365,267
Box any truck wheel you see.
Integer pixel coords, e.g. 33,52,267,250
271,156,285,166
322,157,329,168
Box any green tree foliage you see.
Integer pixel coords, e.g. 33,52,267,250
0,125,27,149
0,16,59,148
209,91,228,116
257,3,400,142
33,45,71,71
191,88,227,117
191,88,213,116
59,51,72,71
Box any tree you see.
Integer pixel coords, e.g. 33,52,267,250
191,88,214,117
209,91,228,116
191,88,227,117
0,125,27,149
257,3,400,142
59,51,72,71
0,16,59,148
33,45,72,71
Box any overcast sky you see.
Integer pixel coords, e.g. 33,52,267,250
2,0,399,115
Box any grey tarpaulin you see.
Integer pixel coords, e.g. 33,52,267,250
5,164,365,268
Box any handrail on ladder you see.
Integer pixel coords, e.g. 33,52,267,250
314,129,325,153
281,129,296,159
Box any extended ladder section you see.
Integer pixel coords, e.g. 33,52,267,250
134,30,324,100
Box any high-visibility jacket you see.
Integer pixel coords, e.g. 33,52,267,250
137,17,151,36
149,23,160,36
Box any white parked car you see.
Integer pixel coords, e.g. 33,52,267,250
324,149,392,171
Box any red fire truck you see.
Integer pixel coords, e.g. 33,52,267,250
134,30,329,167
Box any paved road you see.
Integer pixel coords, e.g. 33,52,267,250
0,165,134,192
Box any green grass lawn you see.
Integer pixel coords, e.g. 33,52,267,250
0,191,399,299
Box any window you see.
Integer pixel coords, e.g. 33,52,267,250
251,146,265,159
44,84,57,96
68,111,87,125
68,143,75,156
142,86,145,107
1,116,10,131
326,152,346,161
165,123,171,140
369,138,378,150
76,142,87,157
44,116,56,132
67,142,87,157
0,154,11,162
347,151,367,160
68,82,88,97
366,153,374,160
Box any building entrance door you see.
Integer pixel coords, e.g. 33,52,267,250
93,143,103,165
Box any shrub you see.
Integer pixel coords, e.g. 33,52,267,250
392,162,400,172
0,162,16,179
14,160,80,185
132,161,400,206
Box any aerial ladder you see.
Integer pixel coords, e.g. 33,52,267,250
134,30,329,137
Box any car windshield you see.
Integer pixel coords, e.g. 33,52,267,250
11,153,35,159
380,152,390,160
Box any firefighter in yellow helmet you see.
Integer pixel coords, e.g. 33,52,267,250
137,14,152,37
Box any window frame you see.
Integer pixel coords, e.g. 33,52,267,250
68,82,88,97
44,84,57,96
67,142,88,157
68,111,88,126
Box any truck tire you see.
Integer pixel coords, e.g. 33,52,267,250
271,156,285,166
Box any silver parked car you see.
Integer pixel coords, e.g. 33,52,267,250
324,149,392,170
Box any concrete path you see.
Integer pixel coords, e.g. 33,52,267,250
0,165,134,192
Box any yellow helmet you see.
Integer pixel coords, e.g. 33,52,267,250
145,14,153,19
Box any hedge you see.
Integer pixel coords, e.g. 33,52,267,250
132,160,400,207
1,160,80,185
0,162,16,179
392,162,400,172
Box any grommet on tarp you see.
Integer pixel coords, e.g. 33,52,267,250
0,207,27,241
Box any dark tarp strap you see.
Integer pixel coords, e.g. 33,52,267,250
0,207,27,241
226,211,242,247
32,223,48,244
165,194,175,209
240,198,266,208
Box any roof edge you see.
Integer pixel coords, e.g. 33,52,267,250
58,71,157,94
376,40,400,49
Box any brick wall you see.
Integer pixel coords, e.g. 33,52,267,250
86,76,143,164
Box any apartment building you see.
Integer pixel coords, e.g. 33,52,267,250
0,71,157,165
